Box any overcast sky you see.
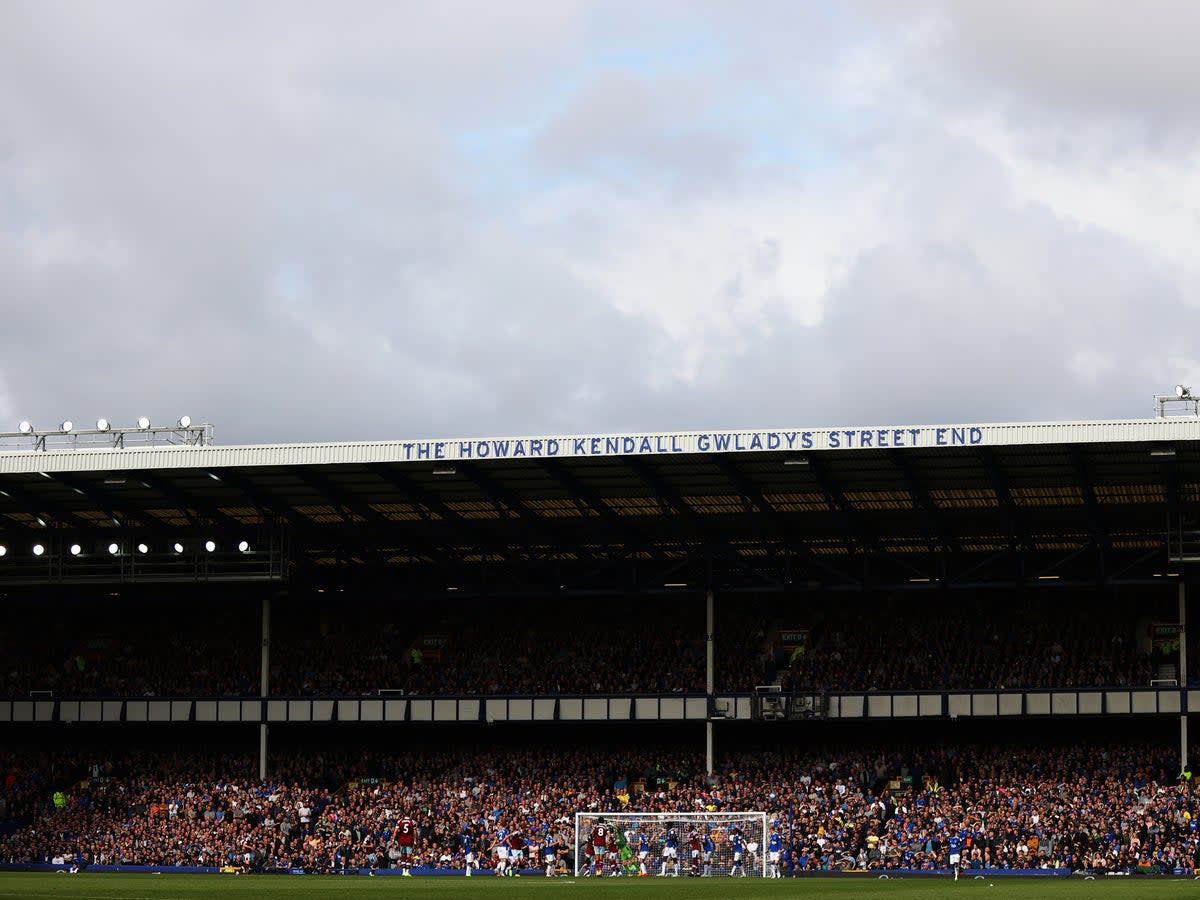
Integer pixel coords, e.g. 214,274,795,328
2,1,1197,444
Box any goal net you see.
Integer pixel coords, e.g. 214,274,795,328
573,811,768,878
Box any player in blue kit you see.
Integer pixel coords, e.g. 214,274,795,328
768,826,783,878
702,831,715,876
461,830,474,877
947,831,963,881
729,828,746,877
659,828,679,877
637,831,651,876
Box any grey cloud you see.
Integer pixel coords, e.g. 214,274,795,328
1,1,1196,445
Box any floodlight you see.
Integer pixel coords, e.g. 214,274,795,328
69,544,82,556
238,540,249,553
18,421,32,434
1177,384,1190,398
96,418,110,431
0,545,6,557
108,543,120,555
32,544,44,556
60,420,73,433
137,416,151,429
205,540,216,552
178,415,192,428
137,543,149,554
173,542,184,554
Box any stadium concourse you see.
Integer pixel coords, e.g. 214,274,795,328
2,414,1200,878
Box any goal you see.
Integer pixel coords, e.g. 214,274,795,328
573,811,768,878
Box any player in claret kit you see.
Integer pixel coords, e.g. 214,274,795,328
393,812,417,876
605,830,621,876
589,817,611,877
506,828,526,876
688,829,702,876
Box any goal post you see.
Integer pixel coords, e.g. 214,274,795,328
573,811,768,878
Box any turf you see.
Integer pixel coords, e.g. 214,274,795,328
0,873,1198,900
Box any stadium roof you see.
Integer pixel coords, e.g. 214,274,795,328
0,417,1198,592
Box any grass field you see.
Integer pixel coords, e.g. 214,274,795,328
1,873,1199,900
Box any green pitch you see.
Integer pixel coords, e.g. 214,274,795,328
0,873,1197,899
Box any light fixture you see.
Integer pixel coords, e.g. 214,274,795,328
0,545,6,557
69,544,82,556
1150,447,1177,458
137,416,151,429
238,540,249,553
1177,384,1192,398
178,415,192,428
1037,575,1060,581
205,540,216,552
108,543,120,555
664,582,687,588
32,544,45,557
173,542,184,554
96,418,110,431
908,577,932,583
432,466,457,476
137,543,149,554
783,453,810,466
60,420,73,433
17,421,32,434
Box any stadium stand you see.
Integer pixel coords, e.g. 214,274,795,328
0,591,1185,697
4,416,1200,879
3,733,1197,874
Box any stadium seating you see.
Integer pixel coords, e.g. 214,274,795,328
3,739,1197,874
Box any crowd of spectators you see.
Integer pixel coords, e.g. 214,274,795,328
0,595,770,697
1,591,1190,698
784,596,1161,692
3,738,1199,875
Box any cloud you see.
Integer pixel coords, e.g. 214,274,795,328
0,2,1195,444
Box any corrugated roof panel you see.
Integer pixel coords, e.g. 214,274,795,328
604,497,667,517
763,492,828,512
1010,486,1084,507
522,498,587,518
294,505,339,516
929,488,997,509
683,494,746,515
445,500,509,520
736,546,768,557
369,503,424,521
844,490,913,510
809,545,850,556
1034,539,1086,550
1094,484,1165,504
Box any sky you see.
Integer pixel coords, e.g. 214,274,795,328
1,0,1198,445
